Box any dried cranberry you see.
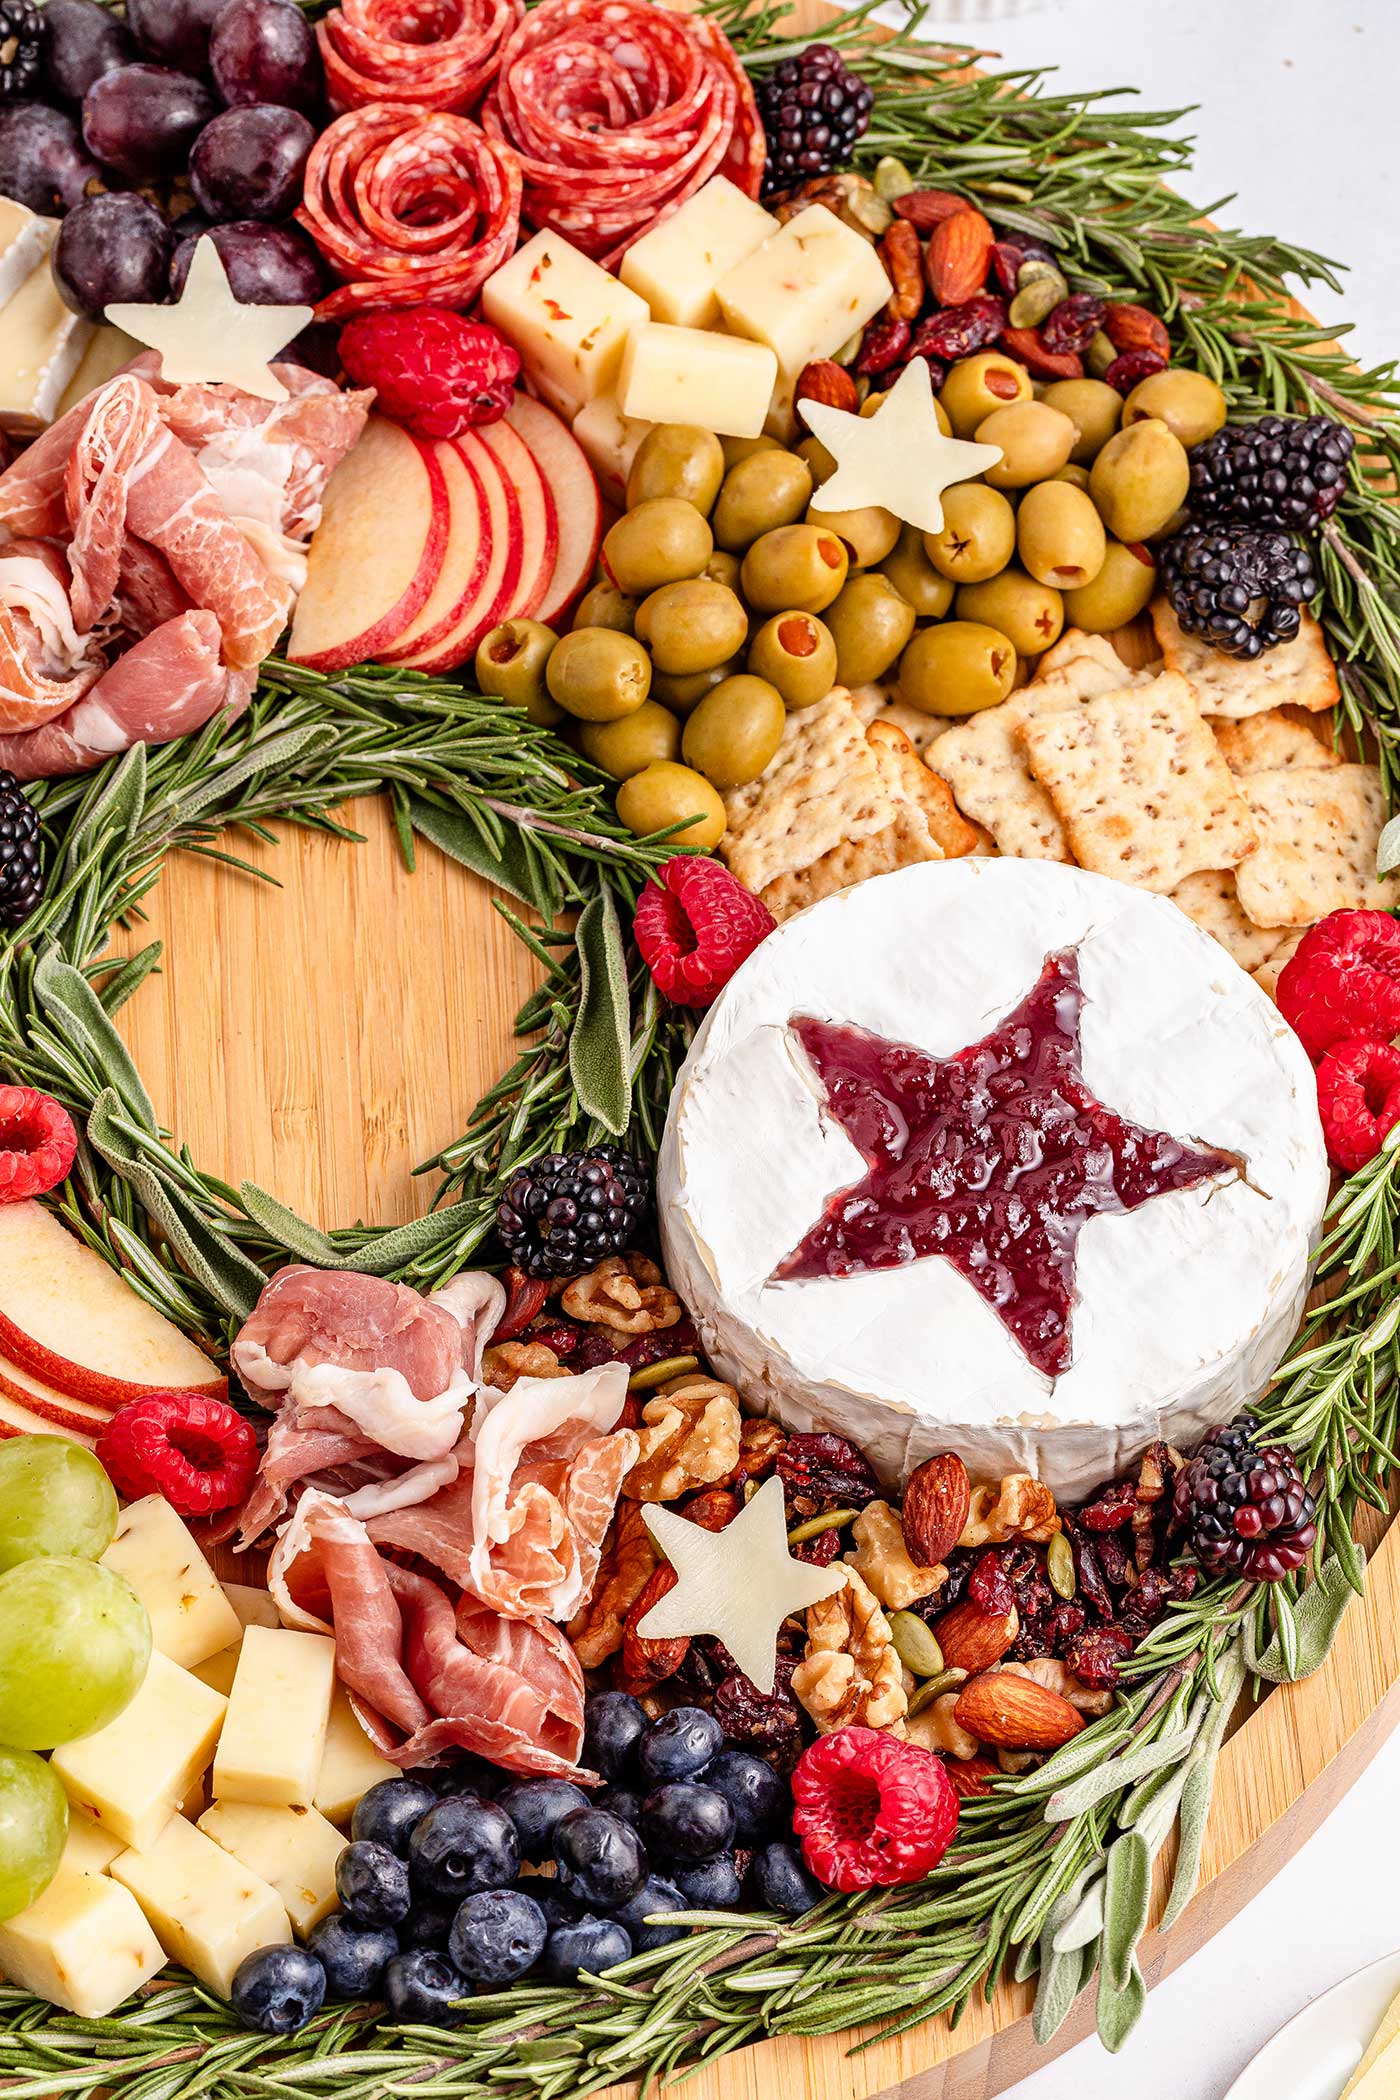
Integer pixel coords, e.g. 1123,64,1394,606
618,1321,699,1369
1011,1564,1054,1630
495,1269,550,1341
1010,1623,1053,1662
1043,1600,1087,1649
793,1526,842,1567
967,1548,1015,1619
1117,1564,1172,1633
776,1432,880,1514
1065,1625,1135,1690
855,313,911,377
713,1662,804,1773
1040,293,1106,357
1069,1528,1114,1620
1096,1533,1133,1588
575,1331,624,1369
526,1316,587,1357
677,1642,724,1698
1077,1478,1138,1531
1104,348,1167,395
908,295,1007,363
988,240,1026,295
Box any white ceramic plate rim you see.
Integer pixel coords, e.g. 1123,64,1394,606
1226,1949,1400,2100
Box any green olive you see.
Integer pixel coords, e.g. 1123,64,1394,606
1062,537,1157,632
806,500,900,569
922,483,1016,584
794,432,837,488
721,433,782,469
712,451,814,553
955,567,1064,658
939,351,1034,438
1089,418,1190,543
475,618,562,725
651,658,742,716
681,674,786,790
740,523,848,615
1121,368,1228,449
1052,463,1092,492
573,581,639,635
579,700,681,778
747,611,839,708
1039,378,1124,465
545,626,651,721
602,498,712,594
705,549,743,592
616,760,727,847
898,621,1017,716
878,524,956,618
977,401,1078,489
1015,481,1107,592
626,424,725,514
636,579,749,675
824,574,916,687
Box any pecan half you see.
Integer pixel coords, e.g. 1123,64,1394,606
566,1504,657,1668
879,218,924,323
621,1563,688,1685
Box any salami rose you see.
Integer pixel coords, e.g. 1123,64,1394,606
317,0,521,114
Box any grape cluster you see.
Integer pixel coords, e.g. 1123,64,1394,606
0,0,327,323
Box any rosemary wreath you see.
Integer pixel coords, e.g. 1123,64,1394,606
2,3,1399,2087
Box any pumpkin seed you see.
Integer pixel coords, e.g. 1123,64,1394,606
1086,329,1118,378
845,189,894,239
1048,1530,1076,1599
786,1507,858,1545
890,1611,945,1678
906,1666,968,1715
627,1354,698,1391
832,328,864,368
873,155,915,202
1009,271,1068,331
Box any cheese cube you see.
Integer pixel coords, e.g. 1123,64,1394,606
618,324,777,441
62,1812,123,1878
716,205,891,434
223,1582,282,1631
621,177,777,329
314,1685,398,1824
112,1816,290,2000
0,1868,165,2018
199,1802,345,1936
572,393,651,508
0,199,53,315
102,1495,243,1669
482,231,648,420
193,1641,242,1697
214,1626,336,1809
53,322,142,419
0,259,92,433
51,1651,227,1853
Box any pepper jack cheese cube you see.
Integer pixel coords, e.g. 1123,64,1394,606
112,1816,291,2000
0,258,92,433
199,1801,345,1936
571,392,651,508
0,1868,165,2018
715,204,890,434
618,324,778,441
620,176,777,329
482,231,649,420
213,1625,336,1808
101,1494,243,1669
51,1651,227,1853
314,1684,398,1824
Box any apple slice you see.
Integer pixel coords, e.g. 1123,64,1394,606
394,432,523,675
377,436,490,664
0,1353,115,1436
287,415,449,673
505,393,603,631
0,1392,96,1450
475,416,558,625
0,1202,226,1409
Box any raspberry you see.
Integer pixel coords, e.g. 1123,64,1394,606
791,1726,959,1891
97,1391,259,1516
338,310,521,441
1315,1038,1400,1173
633,856,775,1009
1277,910,1400,1061
0,1086,77,1203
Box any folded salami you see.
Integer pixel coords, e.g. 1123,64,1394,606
317,0,522,114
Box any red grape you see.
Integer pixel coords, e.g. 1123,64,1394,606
42,0,135,104
189,104,314,222
0,101,100,215
209,0,323,115
83,62,215,180
54,192,174,318
125,0,226,74
171,219,324,306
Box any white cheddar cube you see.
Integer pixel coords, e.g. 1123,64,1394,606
52,1651,227,1853
0,1868,165,2018
621,176,777,329
193,1641,242,1697
0,199,53,315
214,1626,336,1809
482,231,648,420
572,392,651,507
618,324,777,440
62,1812,123,1878
112,1816,290,2000
199,1802,345,1937
716,204,891,433
314,1685,398,1824
223,1582,281,1631
0,259,92,433
102,1495,243,1669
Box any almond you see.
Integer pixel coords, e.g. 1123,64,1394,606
794,358,858,417
894,186,972,230
621,1564,687,1686
925,207,994,307
931,1599,1019,1673
1102,301,1171,360
901,1452,971,1566
945,1753,1000,1799
954,1670,1086,1750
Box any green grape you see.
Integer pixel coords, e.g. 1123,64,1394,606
0,1436,119,1572
0,1746,66,1920
0,1557,150,1749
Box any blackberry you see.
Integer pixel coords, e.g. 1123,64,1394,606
496,1145,649,1279
1189,413,1353,533
0,772,42,928
1159,524,1318,660
756,42,873,199
0,4,42,99
1173,1419,1317,1584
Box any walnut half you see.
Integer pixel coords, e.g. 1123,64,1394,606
792,1566,908,1736
561,1254,682,1335
959,1473,1060,1549
846,1500,946,1610
481,1340,568,1390
621,1373,742,1502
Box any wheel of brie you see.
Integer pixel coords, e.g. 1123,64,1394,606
658,859,1329,1499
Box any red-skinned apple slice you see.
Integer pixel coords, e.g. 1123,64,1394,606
287,416,449,672
0,1354,115,1436
378,436,491,663
0,1393,96,1450
394,432,523,674
475,416,557,624
504,394,603,631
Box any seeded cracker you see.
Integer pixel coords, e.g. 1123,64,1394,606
1020,668,1257,892
1169,870,1294,972
1210,709,1342,775
1151,595,1340,716
760,805,944,920
1233,763,1400,927
848,683,951,757
866,719,980,858
720,687,899,894
1036,629,1133,682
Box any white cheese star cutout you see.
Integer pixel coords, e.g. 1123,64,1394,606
798,356,1003,535
637,1474,845,1695
107,235,313,404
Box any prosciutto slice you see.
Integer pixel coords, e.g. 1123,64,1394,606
0,542,106,731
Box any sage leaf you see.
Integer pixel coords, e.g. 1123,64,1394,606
1095,1952,1146,2053
34,948,155,1127
238,1183,339,1266
343,1202,486,1276
1051,1881,1104,1955
1032,1939,1095,2046
1378,812,1400,877
1033,1722,1125,1801
1045,1724,1195,1823
62,743,147,882
88,1104,264,1319
408,793,544,909
1101,1830,1151,1994
569,889,631,1135
1248,1552,1360,1682
95,942,163,1018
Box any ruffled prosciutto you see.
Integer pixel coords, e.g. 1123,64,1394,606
0,542,107,731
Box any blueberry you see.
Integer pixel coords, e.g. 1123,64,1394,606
674,1854,743,1909
430,1754,502,1798
583,1691,648,1780
230,1943,326,2034
640,1782,735,1864
399,1898,457,1951
383,1948,468,2026
609,1874,689,1952
447,1888,548,1985
532,1883,586,1928
597,1784,643,1827
637,1706,723,1786
553,1807,647,1908
336,1840,411,1927
409,1796,519,1899
702,1750,788,1845
307,1914,399,1998
542,1913,632,1982
751,1842,822,1917
351,1778,438,1857
496,1778,589,1863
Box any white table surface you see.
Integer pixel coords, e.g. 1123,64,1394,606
859,2,1400,2093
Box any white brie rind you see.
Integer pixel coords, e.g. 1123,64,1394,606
658,859,1329,1501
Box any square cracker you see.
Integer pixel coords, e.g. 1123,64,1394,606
721,687,898,893
1036,630,1130,682
1211,709,1342,776
760,805,944,922
1021,668,1257,893
1233,763,1400,927
1151,596,1340,717
1169,870,1293,973
866,719,980,858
